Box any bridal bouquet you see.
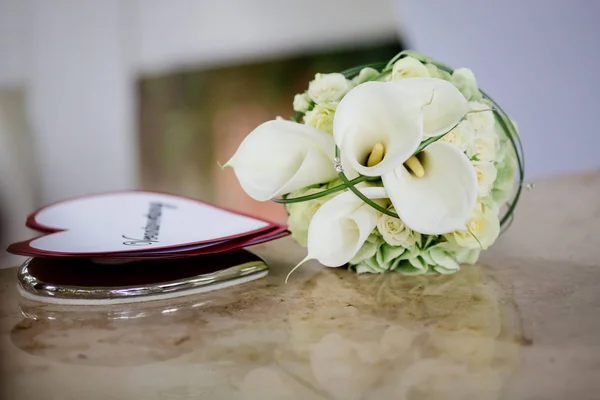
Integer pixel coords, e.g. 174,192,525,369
225,50,524,276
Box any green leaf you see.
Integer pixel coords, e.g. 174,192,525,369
421,235,439,250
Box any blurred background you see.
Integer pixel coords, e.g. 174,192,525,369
1,0,599,266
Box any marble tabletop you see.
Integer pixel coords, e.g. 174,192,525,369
1,171,599,400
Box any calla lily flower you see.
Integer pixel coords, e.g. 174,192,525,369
228,76,478,254
305,187,388,267
334,78,477,235
382,142,478,235
333,78,469,178
333,81,423,178
394,78,472,137
225,120,338,201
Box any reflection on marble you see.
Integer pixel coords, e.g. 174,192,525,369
2,172,600,399
237,267,521,400
8,263,522,399
12,300,210,367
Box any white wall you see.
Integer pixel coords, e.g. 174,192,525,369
0,0,398,207
0,90,37,267
399,0,600,178
27,0,138,203
130,0,399,75
0,0,28,88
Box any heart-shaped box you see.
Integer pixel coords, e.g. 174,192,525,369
8,191,288,260
16,249,270,305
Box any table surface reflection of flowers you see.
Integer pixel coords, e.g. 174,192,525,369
237,266,521,400
225,50,524,276
10,251,522,399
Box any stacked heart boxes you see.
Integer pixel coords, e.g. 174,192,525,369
7,192,288,304
8,191,288,261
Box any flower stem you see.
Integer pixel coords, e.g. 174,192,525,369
338,171,397,217
334,147,399,218
341,62,387,79
291,111,302,123
270,175,369,204
412,109,494,155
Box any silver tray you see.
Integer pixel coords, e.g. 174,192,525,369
17,250,268,305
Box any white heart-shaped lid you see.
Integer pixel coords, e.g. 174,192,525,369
20,192,272,255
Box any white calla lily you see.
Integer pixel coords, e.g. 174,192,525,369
333,79,468,180
382,142,478,235
305,187,388,267
332,79,477,236
333,81,424,177
225,120,338,201
394,78,469,137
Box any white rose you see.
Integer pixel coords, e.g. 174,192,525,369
467,101,495,135
425,63,452,81
467,132,498,162
391,56,430,80
377,208,421,247
473,161,497,197
452,68,482,101
446,201,500,249
352,67,380,84
494,135,508,162
442,120,475,151
307,73,351,104
293,93,311,113
304,102,336,134
491,144,518,204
